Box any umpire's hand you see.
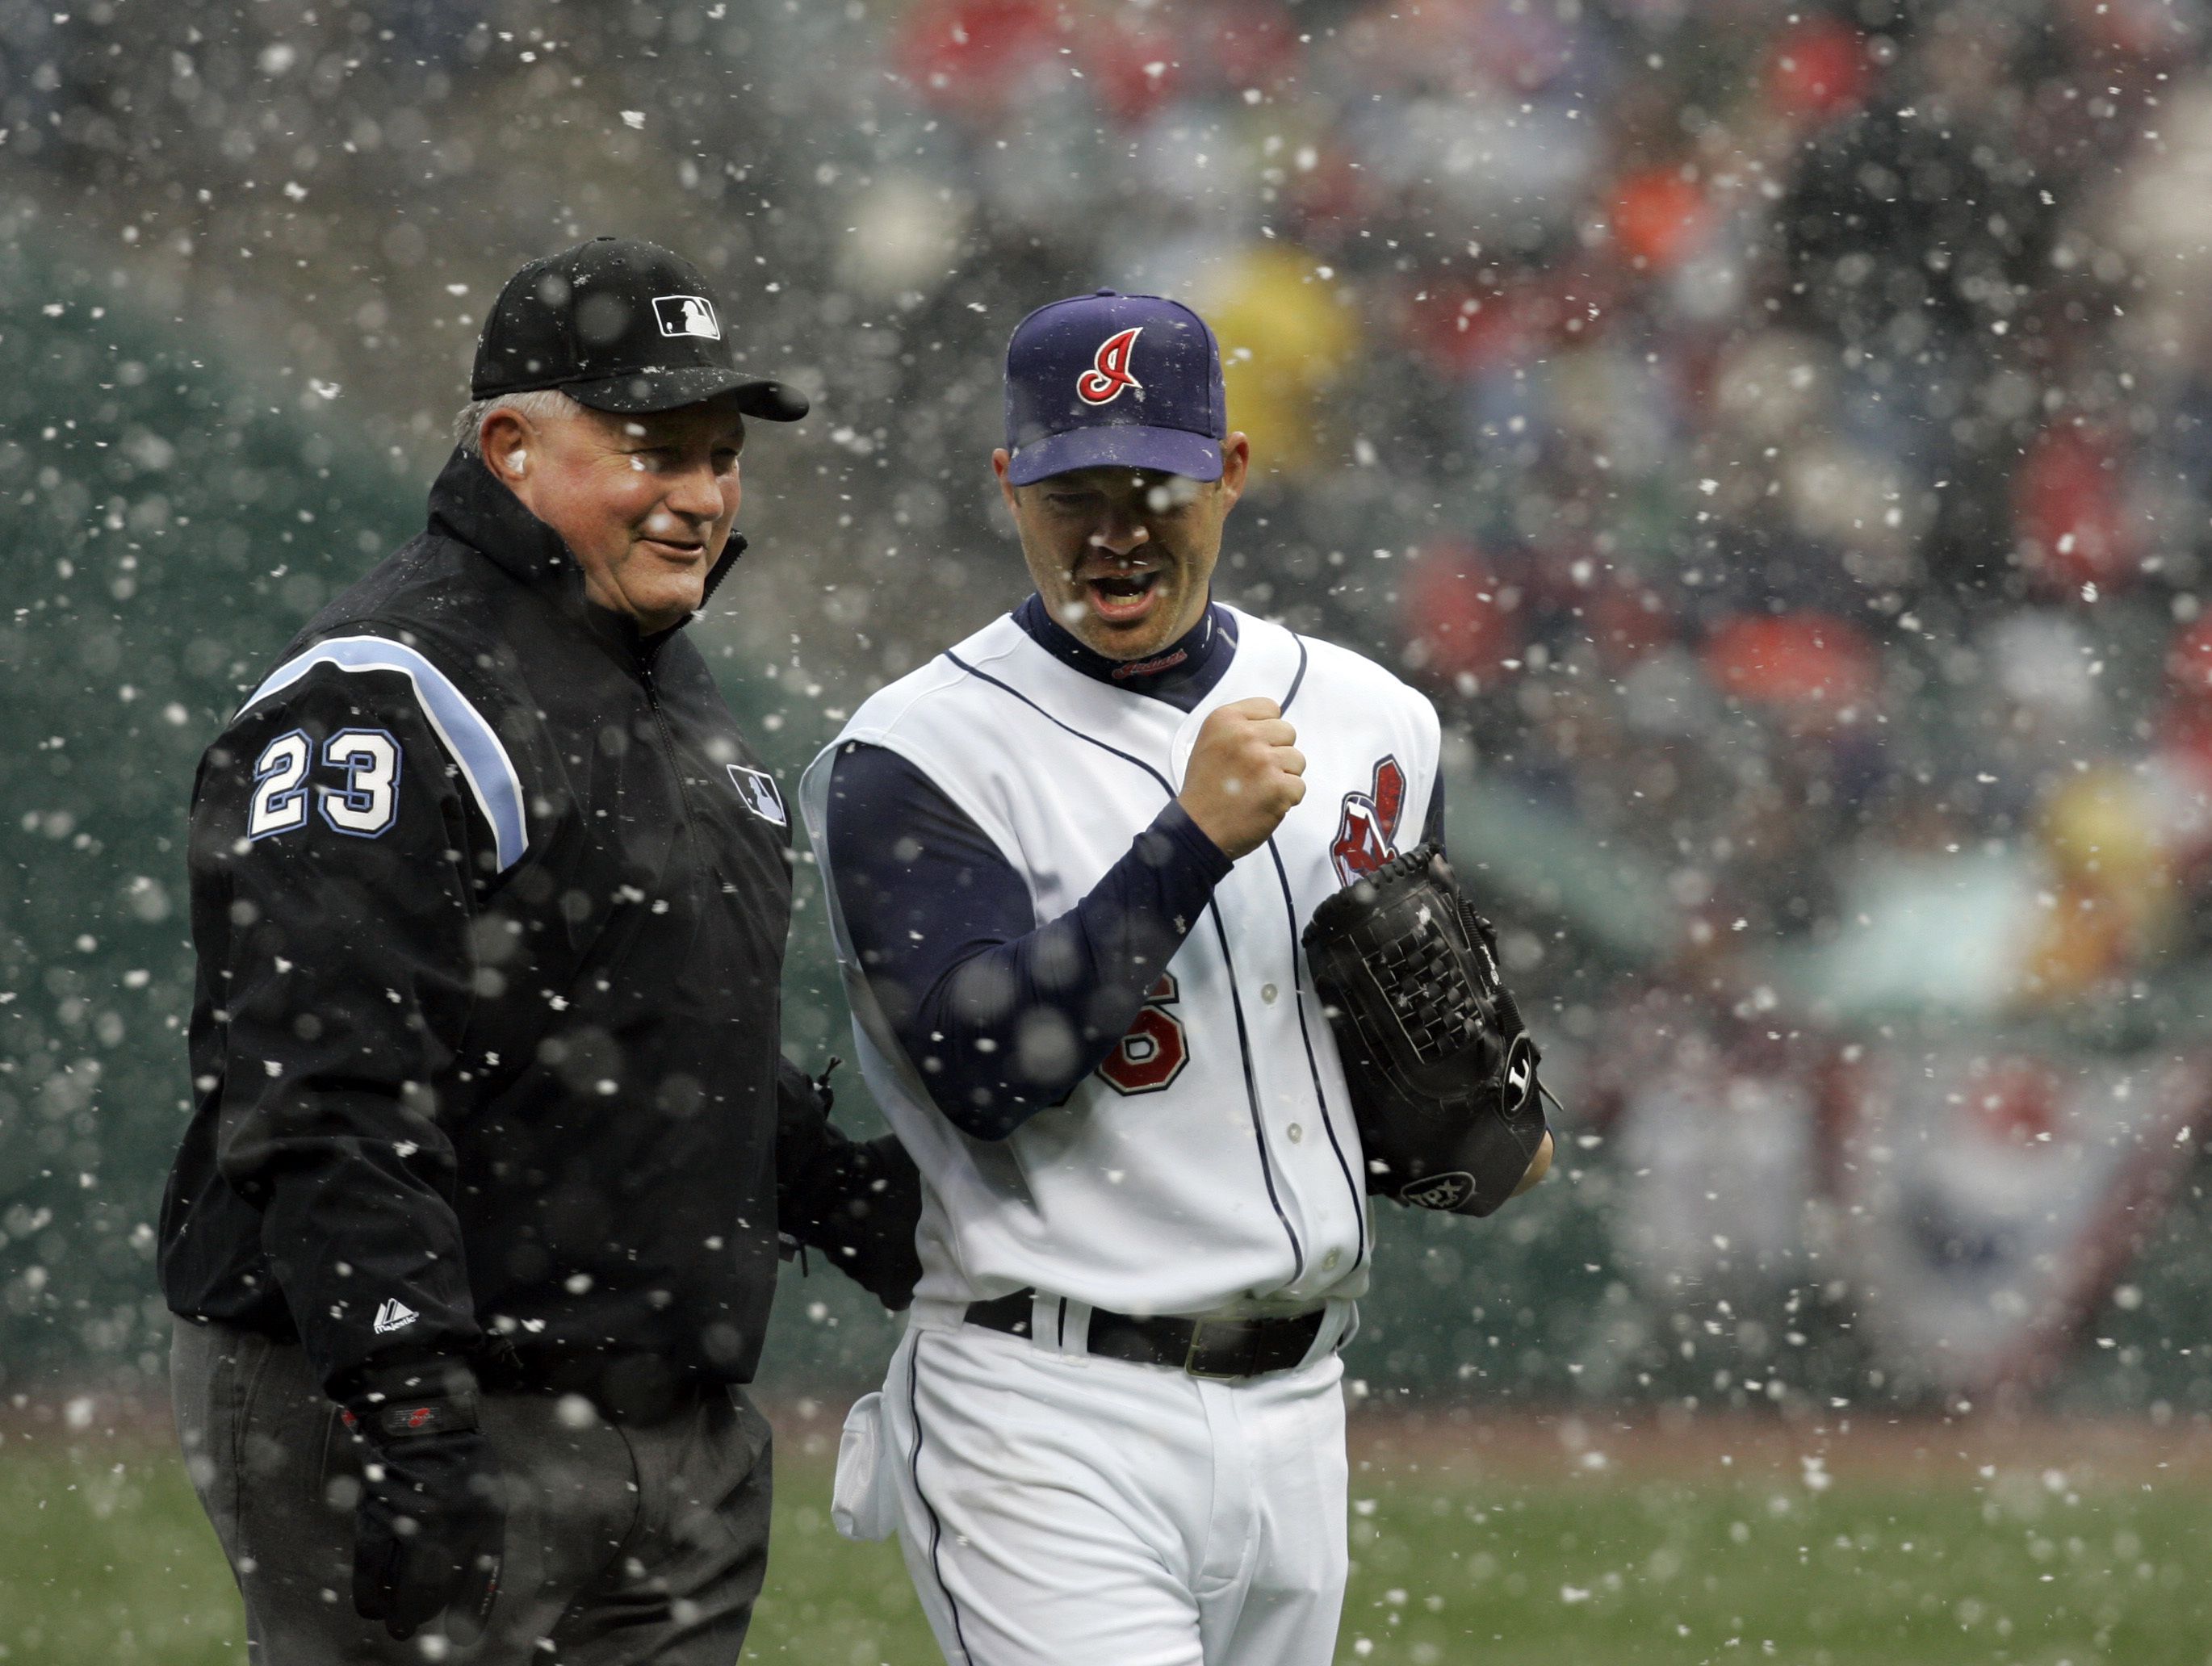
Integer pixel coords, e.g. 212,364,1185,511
776,1057,926,1309
1179,697,1306,860
343,1383,505,1642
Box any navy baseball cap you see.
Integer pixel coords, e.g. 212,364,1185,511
1003,290,1226,486
472,237,807,421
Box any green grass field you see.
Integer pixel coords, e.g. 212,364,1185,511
6,1411,2210,1664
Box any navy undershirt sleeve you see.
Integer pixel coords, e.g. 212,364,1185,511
1422,768,1446,852
822,741,1234,1141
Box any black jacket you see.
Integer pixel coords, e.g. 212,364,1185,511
160,448,906,1413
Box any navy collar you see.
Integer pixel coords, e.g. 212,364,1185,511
1012,592,1238,713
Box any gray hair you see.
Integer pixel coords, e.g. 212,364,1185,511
452,387,588,456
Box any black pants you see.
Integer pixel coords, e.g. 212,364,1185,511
172,1318,773,1664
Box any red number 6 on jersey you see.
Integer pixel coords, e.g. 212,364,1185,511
1096,973,1189,1095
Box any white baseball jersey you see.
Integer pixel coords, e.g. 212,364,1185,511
798,602,1441,1318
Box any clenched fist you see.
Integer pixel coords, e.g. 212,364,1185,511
1179,697,1305,860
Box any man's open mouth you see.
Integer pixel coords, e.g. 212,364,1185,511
1087,569,1161,623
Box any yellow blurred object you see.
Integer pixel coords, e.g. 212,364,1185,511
1193,245,1359,472
2017,767,2175,1004
2041,765,2162,884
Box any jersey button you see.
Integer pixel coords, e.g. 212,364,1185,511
1288,1123,1303,1144
1260,983,1279,1004
1322,1249,1342,1270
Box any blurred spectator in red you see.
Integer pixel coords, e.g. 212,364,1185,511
2013,425,2139,592
1703,612,1878,730
898,0,1061,121
1611,168,1715,275
1762,18,1873,127
1400,542,1527,693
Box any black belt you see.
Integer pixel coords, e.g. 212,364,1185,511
964,1288,1328,1381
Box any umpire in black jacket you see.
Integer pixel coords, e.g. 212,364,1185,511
158,238,918,1663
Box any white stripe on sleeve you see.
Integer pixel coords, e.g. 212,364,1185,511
237,634,529,873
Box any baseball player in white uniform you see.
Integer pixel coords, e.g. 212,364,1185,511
799,290,1551,1664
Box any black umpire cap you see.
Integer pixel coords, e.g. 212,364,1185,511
471,237,809,421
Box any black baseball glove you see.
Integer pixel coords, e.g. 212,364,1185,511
775,1057,925,1310
341,1363,504,1643
1302,843,1549,1216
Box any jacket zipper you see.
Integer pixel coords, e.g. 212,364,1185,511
637,655,702,847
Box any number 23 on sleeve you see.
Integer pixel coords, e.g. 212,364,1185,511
248,728,403,842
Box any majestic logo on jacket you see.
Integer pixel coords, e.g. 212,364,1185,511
1077,326,1144,405
372,1297,419,1335
1330,756,1406,885
728,765,787,827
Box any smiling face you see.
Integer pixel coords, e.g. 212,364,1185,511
480,394,747,633
993,433,1250,661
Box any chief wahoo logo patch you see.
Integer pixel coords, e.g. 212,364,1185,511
1330,756,1406,885
1077,326,1144,404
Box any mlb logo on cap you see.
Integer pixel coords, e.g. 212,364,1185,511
471,237,806,419
1003,291,1226,486
653,295,721,341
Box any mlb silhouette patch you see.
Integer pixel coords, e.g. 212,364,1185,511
653,295,721,340
728,764,787,826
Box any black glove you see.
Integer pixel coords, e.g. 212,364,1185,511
342,1368,505,1643
1302,843,1549,1217
776,1056,925,1309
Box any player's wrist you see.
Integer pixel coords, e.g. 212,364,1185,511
1174,790,1259,860
1154,799,1237,878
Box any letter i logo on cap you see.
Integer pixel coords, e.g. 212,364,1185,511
1077,326,1144,405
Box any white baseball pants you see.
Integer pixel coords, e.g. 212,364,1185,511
857,1316,1349,1666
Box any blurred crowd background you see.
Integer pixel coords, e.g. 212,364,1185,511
10,0,2212,1417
